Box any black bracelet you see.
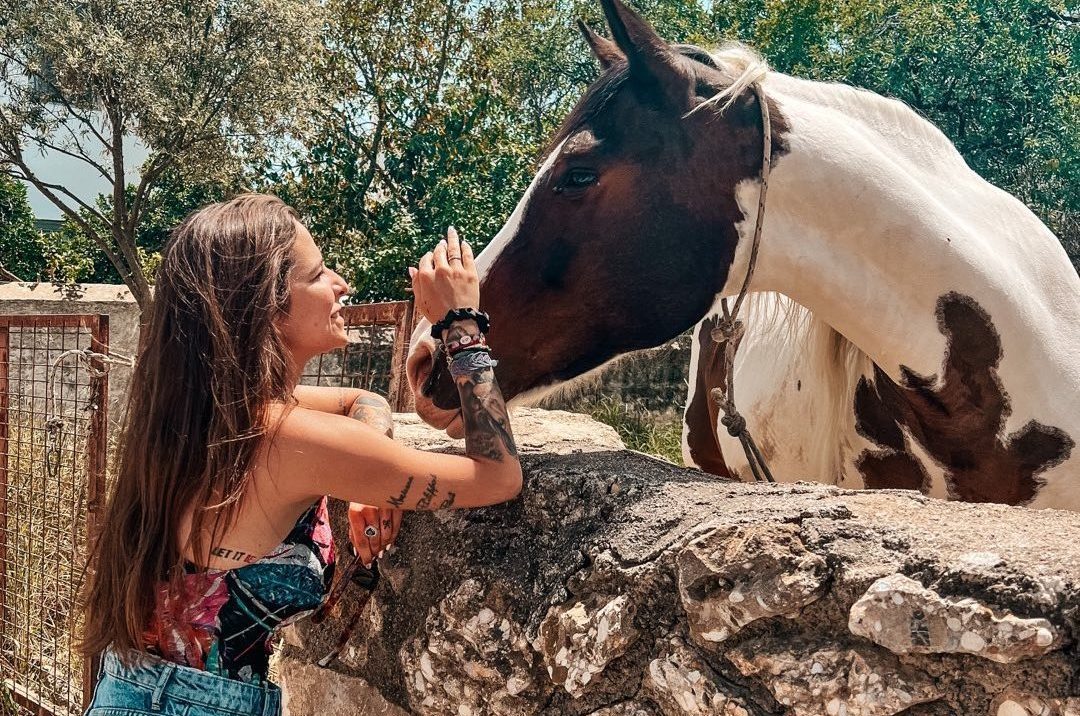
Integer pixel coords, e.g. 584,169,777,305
431,307,490,341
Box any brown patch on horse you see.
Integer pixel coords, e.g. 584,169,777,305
854,292,1074,504
472,49,792,402
684,315,734,477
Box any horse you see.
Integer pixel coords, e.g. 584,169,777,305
406,0,1080,510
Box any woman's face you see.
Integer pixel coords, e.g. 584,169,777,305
277,221,352,361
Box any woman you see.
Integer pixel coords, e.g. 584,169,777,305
79,193,521,715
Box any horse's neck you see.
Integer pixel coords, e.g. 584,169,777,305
736,74,1080,440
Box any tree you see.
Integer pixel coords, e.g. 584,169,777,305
0,0,329,312
40,170,235,284
274,0,715,301
0,173,44,280
708,0,1080,269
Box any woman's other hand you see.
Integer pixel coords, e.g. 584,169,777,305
347,504,402,567
409,226,480,324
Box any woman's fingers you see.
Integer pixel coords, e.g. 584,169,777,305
418,251,434,272
461,239,475,272
347,504,376,567
433,238,449,272
445,226,462,264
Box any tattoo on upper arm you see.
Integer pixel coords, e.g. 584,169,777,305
337,388,348,414
457,366,518,461
349,394,394,437
415,475,438,509
388,476,414,507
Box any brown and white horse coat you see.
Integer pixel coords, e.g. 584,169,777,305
407,0,1080,509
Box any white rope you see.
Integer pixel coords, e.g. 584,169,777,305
44,348,135,479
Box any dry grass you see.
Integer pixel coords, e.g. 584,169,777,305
2,407,94,716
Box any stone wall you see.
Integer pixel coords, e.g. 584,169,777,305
277,409,1080,716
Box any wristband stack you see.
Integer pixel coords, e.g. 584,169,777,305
431,308,496,377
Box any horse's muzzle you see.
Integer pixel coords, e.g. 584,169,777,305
406,323,464,437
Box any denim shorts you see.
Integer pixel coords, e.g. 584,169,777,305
86,647,281,716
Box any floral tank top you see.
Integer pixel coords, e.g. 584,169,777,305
143,497,336,683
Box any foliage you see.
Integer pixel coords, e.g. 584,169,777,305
39,171,234,284
573,394,684,464
4,0,1076,296
0,0,330,306
710,0,1080,266
0,173,45,280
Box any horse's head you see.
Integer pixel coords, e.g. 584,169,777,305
408,0,784,433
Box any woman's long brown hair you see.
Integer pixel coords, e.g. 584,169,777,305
79,194,301,656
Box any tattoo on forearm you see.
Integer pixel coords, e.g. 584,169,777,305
438,492,456,509
211,546,258,564
415,475,438,509
349,394,394,437
388,476,414,508
456,366,518,462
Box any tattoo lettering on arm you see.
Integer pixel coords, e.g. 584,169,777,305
388,476,414,508
456,366,518,462
415,475,438,509
437,492,457,509
348,394,394,437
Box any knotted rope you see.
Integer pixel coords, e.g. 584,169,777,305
707,80,776,484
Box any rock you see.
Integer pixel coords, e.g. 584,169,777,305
990,691,1080,716
677,524,828,646
589,703,661,716
392,407,624,455
536,594,638,697
728,639,943,716
278,409,1080,716
275,658,407,716
399,579,545,715
642,638,750,716
848,574,1061,663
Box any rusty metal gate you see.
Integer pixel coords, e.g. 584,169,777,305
300,301,417,411
0,315,109,716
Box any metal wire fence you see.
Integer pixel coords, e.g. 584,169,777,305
300,301,416,411
0,315,109,716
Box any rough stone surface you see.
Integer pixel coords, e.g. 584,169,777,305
677,524,828,646
392,407,624,455
275,658,407,716
728,639,943,716
537,593,638,697
280,409,1080,715
990,692,1080,716
642,638,750,715
849,573,1061,663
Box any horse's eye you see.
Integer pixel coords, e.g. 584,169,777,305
556,168,599,194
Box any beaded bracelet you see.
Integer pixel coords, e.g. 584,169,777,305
445,332,487,356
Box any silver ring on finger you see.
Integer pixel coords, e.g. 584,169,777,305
448,256,463,263
364,525,378,538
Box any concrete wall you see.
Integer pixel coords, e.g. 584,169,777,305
0,281,141,435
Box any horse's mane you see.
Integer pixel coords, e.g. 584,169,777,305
738,293,869,483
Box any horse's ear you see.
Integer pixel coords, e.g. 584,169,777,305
598,0,690,106
577,19,623,69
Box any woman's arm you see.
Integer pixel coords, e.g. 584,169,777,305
271,226,522,510
292,385,394,437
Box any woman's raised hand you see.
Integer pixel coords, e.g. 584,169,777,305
408,227,480,325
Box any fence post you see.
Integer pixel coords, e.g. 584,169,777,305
0,325,8,644
390,302,416,412
83,314,110,707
